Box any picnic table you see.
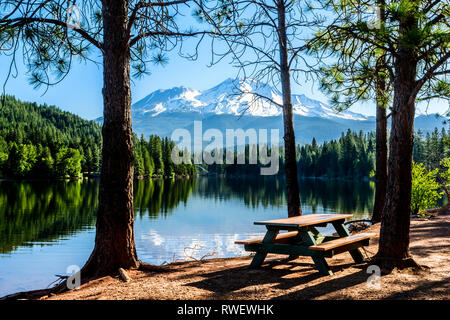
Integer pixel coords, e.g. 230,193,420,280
235,213,375,276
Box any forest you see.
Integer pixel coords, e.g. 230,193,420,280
207,128,449,179
1,95,448,181
0,95,196,178
0,95,101,178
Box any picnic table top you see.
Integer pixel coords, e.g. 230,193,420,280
254,213,353,228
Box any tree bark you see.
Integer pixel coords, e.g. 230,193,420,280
371,0,388,225
277,1,301,217
372,91,388,224
81,0,139,278
372,81,388,223
375,10,419,270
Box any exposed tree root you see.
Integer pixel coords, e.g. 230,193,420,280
0,260,178,300
1,264,141,300
0,279,69,300
138,262,173,273
371,255,427,275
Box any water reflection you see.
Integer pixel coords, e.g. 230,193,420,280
0,176,375,296
299,178,374,215
134,178,196,219
0,180,98,254
0,177,374,256
191,176,374,214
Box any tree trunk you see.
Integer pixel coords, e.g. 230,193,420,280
371,0,388,225
81,0,139,278
375,11,419,270
372,72,388,223
277,2,301,217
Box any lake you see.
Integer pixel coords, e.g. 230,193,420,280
0,176,374,296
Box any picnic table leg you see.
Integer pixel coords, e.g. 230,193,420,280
300,229,333,276
249,227,278,268
311,256,333,276
285,231,305,261
332,221,365,263
286,227,323,262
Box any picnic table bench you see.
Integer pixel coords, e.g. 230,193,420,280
235,213,375,276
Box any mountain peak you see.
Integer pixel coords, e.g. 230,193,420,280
132,78,369,120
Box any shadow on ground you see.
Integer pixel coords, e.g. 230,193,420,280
183,257,369,299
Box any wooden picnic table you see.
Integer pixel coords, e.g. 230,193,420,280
235,213,375,276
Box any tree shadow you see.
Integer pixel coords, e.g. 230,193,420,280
410,214,450,237
382,277,450,300
272,269,371,299
184,257,367,299
408,215,450,259
408,244,450,258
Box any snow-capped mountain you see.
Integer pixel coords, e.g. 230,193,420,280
95,78,446,144
132,78,368,121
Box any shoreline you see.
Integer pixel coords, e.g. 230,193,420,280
3,210,448,300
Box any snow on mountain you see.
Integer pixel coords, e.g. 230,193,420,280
132,78,369,121
92,77,446,143
133,86,203,116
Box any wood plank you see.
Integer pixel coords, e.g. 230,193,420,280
235,231,298,245
332,221,364,263
244,242,331,257
308,233,376,251
331,240,371,256
254,213,353,228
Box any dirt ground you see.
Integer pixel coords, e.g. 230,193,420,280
41,212,449,300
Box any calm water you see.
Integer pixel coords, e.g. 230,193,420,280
0,176,374,296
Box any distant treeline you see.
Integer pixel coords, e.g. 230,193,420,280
0,95,196,178
207,127,450,179
297,130,375,179
299,128,449,178
133,134,196,178
0,95,447,179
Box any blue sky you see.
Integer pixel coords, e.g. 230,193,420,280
0,8,448,121
0,46,333,120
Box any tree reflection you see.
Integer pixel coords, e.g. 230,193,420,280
193,176,374,216
134,178,196,218
299,179,374,216
0,176,374,254
0,180,98,254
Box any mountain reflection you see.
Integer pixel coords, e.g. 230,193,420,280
0,176,374,254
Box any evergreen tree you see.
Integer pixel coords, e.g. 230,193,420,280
33,145,54,177
55,147,82,178
150,135,164,175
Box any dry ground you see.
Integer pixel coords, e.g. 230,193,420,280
41,212,449,300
